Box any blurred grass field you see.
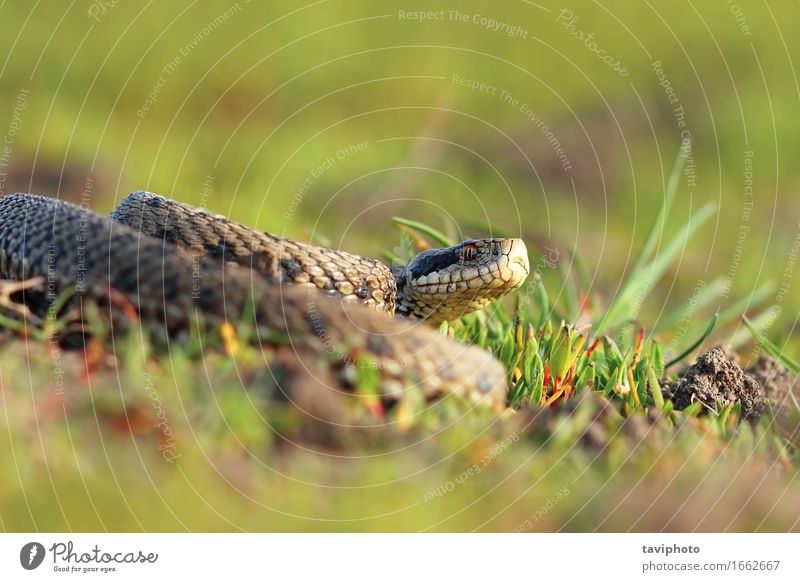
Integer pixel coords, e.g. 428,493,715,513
3,1,799,335
2,1,800,531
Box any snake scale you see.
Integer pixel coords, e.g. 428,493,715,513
0,192,530,413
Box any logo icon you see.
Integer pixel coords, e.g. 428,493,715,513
20,542,46,570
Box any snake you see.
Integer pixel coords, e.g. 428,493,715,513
0,191,530,414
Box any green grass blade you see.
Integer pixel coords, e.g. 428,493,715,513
595,202,716,335
535,275,550,327
655,277,727,331
729,309,773,351
743,316,800,374
571,247,592,299
461,219,517,240
716,281,776,328
665,312,719,369
392,217,455,247
559,259,579,322
633,146,688,272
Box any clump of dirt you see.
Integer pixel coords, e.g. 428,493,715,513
666,347,765,420
746,355,799,429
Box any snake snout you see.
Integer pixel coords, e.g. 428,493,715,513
506,238,530,287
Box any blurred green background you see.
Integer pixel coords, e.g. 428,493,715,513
0,0,800,334
2,1,800,531
2,0,798,337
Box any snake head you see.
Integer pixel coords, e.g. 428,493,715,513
397,238,530,323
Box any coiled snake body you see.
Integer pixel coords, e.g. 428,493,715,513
0,192,529,412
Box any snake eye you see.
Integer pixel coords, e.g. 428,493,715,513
463,243,477,262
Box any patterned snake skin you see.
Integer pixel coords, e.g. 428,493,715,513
111,191,530,324
0,193,526,412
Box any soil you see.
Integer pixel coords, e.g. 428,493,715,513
746,355,800,430
665,347,766,420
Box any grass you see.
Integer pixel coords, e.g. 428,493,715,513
1,153,800,532
2,1,800,531
3,2,800,325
